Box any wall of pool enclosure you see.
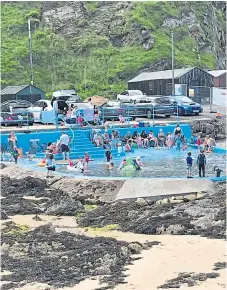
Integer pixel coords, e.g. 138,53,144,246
1,124,193,154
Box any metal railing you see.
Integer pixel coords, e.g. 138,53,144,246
0,105,183,131
100,105,180,125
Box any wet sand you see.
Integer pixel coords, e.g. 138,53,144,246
2,214,226,290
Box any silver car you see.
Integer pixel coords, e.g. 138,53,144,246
117,90,146,103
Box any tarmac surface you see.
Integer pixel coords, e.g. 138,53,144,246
0,104,225,133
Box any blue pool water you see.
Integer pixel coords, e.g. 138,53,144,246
18,147,226,179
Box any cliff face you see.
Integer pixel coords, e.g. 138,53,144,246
1,1,226,97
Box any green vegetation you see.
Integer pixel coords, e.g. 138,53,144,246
84,204,99,211
1,2,222,98
3,224,30,235
85,224,120,232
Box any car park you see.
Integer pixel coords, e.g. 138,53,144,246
99,97,175,121
169,95,203,116
117,90,146,103
28,100,55,123
99,101,138,121
135,96,176,118
0,100,34,127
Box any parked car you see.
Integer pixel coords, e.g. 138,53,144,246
169,96,203,116
99,97,175,121
99,101,138,121
117,90,146,103
28,100,55,123
135,96,176,118
0,100,34,127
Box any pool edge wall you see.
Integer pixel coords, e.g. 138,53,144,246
0,124,192,153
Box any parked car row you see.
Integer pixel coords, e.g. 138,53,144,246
99,96,175,121
0,90,203,126
0,100,34,127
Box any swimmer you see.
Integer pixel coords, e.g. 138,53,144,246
84,152,90,169
136,156,144,167
67,158,74,167
197,135,202,149
213,166,223,177
76,157,84,172
119,158,127,170
132,157,141,171
125,142,131,152
108,161,114,170
175,135,181,151
12,146,19,164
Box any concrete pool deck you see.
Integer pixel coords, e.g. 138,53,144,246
1,163,220,203
115,178,214,201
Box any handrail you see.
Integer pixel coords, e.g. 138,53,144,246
60,116,75,150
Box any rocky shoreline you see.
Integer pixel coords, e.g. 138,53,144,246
1,163,226,290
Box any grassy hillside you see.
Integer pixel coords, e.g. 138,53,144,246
1,1,224,99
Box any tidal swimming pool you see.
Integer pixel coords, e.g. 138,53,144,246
54,148,226,179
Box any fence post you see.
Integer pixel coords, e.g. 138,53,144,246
176,105,179,123
209,87,212,112
27,111,29,131
55,111,59,131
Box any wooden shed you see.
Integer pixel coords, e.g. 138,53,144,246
0,85,46,103
128,67,213,103
208,70,226,88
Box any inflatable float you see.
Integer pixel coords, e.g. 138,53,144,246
66,165,92,174
38,159,46,167
66,165,82,172
119,157,143,175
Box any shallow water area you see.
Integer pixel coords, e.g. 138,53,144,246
18,147,226,179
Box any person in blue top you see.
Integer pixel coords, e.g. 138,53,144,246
186,152,193,178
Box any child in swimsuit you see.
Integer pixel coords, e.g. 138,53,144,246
84,152,90,169
197,135,202,149
119,158,127,170
125,142,131,152
137,136,143,148
136,157,144,167
76,158,84,172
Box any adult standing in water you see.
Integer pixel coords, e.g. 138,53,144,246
197,150,206,177
59,131,70,160
174,123,182,137
8,132,18,161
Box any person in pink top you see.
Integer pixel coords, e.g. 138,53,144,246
84,152,90,169
197,135,202,149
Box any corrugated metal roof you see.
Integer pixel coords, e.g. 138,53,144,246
128,67,195,82
208,70,227,77
1,85,28,95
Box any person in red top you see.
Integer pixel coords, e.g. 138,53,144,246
197,135,202,149
84,152,90,169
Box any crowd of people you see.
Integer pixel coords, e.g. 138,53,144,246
2,124,223,179
91,124,187,152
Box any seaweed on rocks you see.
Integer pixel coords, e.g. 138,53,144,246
1,224,159,289
1,175,47,197
78,183,226,239
213,262,227,271
158,272,220,288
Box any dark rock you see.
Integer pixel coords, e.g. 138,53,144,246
0,163,6,169
32,215,43,221
158,272,220,289
213,262,227,271
1,224,157,288
1,211,9,220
